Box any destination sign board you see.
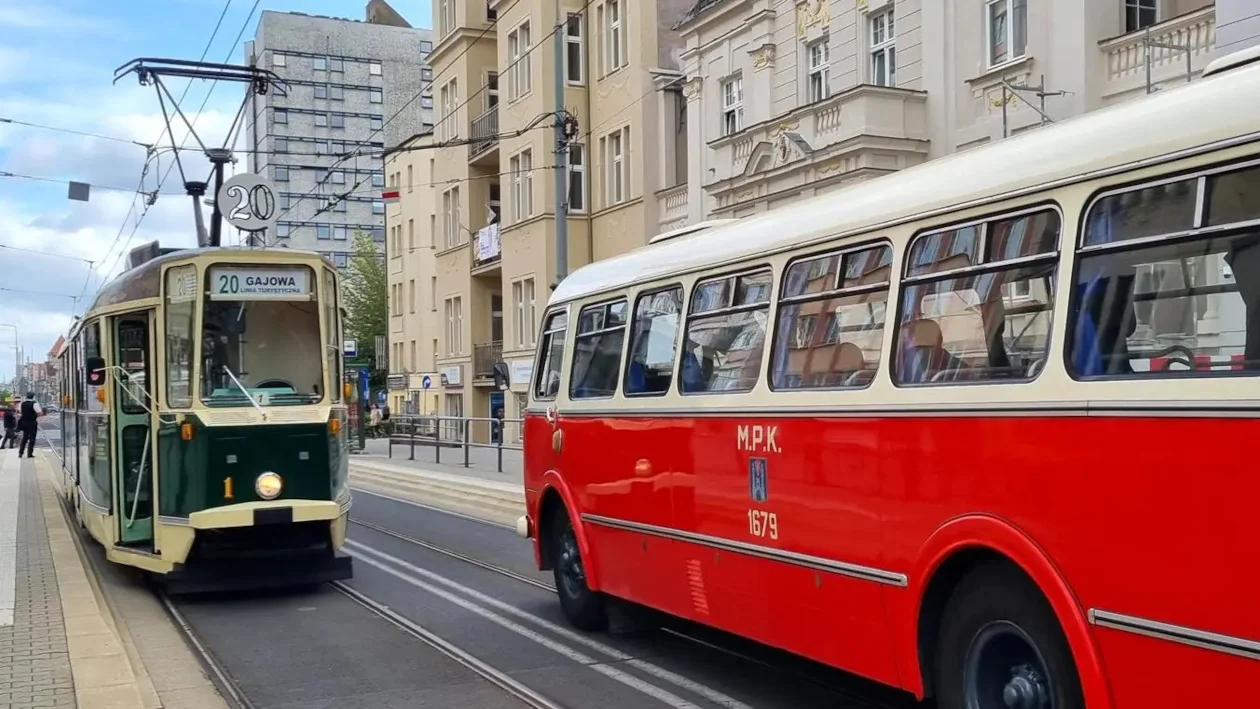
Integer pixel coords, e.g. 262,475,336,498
208,266,311,300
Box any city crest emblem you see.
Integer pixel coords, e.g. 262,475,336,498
749,457,768,503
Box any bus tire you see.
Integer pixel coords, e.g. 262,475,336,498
548,506,606,631
933,561,1084,709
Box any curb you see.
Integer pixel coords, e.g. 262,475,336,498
349,463,525,527
35,452,151,709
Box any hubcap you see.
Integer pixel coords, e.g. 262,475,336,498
964,621,1053,709
557,526,585,598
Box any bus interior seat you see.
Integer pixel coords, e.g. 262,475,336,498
832,342,874,387
681,347,706,392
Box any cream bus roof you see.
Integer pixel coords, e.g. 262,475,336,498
551,49,1260,307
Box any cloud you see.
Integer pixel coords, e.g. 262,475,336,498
0,6,130,38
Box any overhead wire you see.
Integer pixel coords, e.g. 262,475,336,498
0,117,151,148
0,171,180,197
0,243,95,265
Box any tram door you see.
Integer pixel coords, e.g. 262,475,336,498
112,311,155,548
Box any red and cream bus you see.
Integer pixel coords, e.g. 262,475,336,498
519,46,1260,709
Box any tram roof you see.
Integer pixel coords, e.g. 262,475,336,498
549,49,1260,307
76,246,331,329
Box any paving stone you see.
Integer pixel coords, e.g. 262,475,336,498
0,455,75,708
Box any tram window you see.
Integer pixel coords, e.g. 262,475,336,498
200,266,324,406
117,321,149,415
895,208,1060,385
1070,163,1260,377
534,310,568,400
324,269,342,402
771,244,891,390
681,269,773,394
570,300,628,399
165,266,196,408
624,286,683,396
1082,179,1196,247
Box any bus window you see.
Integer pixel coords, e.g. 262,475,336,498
895,207,1061,385
534,310,568,400
1070,163,1260,377
681,269,773,393
624,286,683,396
771,243,891,389
570,299,629,399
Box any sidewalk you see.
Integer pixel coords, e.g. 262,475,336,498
0,449,145,709
349,454,525,527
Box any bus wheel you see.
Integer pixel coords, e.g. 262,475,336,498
549,507,605,631
933,562,1084,709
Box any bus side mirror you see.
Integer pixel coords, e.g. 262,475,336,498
85,356,106,386
492,361,510,391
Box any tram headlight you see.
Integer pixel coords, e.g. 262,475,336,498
255,472,283,500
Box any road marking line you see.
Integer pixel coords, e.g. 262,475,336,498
0,450,21,626
347,539,755,709
346,547,703,709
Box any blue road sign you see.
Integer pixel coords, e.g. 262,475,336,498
358,368,370,402
377,390,386,403
421,375,432,389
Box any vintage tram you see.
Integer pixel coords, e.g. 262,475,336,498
56,242,353,592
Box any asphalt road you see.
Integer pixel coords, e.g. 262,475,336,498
160,486,920,709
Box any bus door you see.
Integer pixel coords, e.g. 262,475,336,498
111,311,156,548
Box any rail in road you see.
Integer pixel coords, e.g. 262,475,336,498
40,428,917,709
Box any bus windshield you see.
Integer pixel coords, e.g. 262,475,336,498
199,265,325,407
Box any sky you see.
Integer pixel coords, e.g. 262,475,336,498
0,0,432,383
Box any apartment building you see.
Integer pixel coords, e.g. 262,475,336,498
244,4,435,264
388,0,1234,435
398,0,691,434
384,133,442,416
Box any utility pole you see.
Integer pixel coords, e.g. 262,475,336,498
552,0,569,286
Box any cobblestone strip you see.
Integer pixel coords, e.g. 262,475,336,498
33,453,146,709
0,451,76,708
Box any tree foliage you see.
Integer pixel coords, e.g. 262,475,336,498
340,230,388,387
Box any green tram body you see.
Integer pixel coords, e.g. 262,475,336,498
55,244,353,593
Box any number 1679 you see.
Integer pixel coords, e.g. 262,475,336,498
747,509,778,539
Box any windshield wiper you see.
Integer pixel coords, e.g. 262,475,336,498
219,365,267,420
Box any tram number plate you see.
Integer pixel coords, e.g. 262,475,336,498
746,509,778,540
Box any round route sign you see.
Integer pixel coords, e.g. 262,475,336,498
216,173,278,233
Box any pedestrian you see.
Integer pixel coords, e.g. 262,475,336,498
1,401,16,450
17,391,43,459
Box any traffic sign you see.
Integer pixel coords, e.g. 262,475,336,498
343,339,358,357
217,173,277,233
422,375,431,389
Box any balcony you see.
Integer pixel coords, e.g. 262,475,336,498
1099,6,1215,103
473,341,503,379
470,106,499,164
656,183,690,232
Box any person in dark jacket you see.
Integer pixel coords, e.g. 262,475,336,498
1,402,16,449
17,392,43,458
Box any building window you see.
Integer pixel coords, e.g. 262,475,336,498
275,137,289,153
334,253,348,268
407,165,414,192
1124,0,1157,32
508,21,532,101
330,58,344,72
808,39,830,101
443,186,461,248
601,0,624,76
445,297,463,355
431,277,437,310
330,85,344,100
335,200,347,213
486,72,499,109
513,278,537,348
422,66,433,82
372,172,385,187
373,200,384,214
439,0,456,37
370,61,382,76
314,56,327,72
371,116,384,130
510,149,534,222
279,194,291,210
439,79,459,140
722,76,743,136
566,14,584,84
331,170,345,185
315,113,328,127
871,10,895,87
330,113,345,129
986,0,1027,66
601,127,628,207
317,224,331,240
274,109,287,124
409,279,416,313
567,143,586,213
315,84,327,99
274,166,289,182
421,40,434,53
276,223,291,238
272,52,286,67
333,226,347,240
370,88,383,104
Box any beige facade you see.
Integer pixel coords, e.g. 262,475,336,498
384,133,442,416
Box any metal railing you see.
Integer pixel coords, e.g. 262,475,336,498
473,341,503,379
470,105,500,156
384,414,523,473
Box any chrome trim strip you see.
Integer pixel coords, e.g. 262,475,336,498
582,513,908,587
158,515,190,526
77,487,109,514
538,402,1260,419
1089,609,1260,662
338,493,354,514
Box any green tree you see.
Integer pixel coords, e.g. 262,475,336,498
340,230,388,390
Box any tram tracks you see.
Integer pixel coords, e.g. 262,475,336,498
345,515,911,709
157,591,257,709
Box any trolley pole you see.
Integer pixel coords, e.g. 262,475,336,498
552,0,569,286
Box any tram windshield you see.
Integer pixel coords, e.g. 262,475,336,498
199,264,325,407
